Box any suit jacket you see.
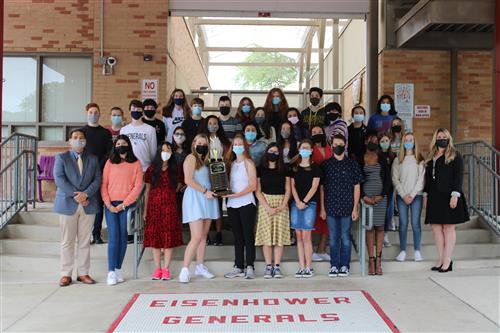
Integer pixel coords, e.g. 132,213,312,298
53,150,102,216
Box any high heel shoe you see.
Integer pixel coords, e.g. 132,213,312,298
368,257,376,275
438,261,453,273
376,253,383,275
431,265,442,271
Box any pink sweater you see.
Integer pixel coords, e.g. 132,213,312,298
101,160,144,207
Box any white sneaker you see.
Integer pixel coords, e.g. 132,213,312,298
383,234,392,247
414,250,424,262
107,271,117,286
320,253,331,261
195,264,215,279
396,250,406,262
312,253,323,261
178,267,190,283
114,269,124,283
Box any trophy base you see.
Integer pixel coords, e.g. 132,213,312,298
213,189,233,197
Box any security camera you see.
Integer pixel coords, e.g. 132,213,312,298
106,57,117,67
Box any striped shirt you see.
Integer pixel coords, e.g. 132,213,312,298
220,117,242,140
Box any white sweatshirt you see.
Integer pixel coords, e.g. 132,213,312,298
120,123,157,172
164,107,185,143
391,155,425,198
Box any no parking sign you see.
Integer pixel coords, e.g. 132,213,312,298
141,79,158,101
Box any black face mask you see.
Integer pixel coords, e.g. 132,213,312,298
266,152,279,162
311,134,325,144
310,97,320,106
144,110,156,118
436,139,449,148
392,125,402,133
333,145,345,156
219,107,231,116
196,145,208,156
116,145,129,155
327,113,339,122
367,142,379,151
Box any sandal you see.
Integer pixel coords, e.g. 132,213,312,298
368,257,376,275
376,252,383,275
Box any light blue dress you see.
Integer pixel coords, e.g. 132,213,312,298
182,165,220,223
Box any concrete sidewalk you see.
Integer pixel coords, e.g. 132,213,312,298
1,266,499,332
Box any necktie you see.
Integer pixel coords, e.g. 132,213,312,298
77,155,83,175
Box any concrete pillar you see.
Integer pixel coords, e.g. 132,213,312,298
366,0,379,115
0,0,3,137
495,0,499,148
332,19,339,90
451,49,458,138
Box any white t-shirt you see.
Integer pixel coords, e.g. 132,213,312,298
164,106,185,143
120,123,157,171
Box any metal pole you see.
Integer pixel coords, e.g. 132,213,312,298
360,204,366,276
366,2,379,115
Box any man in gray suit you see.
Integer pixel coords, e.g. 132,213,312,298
53,128,102,286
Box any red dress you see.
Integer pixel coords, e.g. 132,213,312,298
144,166,183,249
312,145,333,235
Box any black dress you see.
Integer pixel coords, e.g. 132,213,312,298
424,153,469,224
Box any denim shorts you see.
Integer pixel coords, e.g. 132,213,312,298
290,201,317,231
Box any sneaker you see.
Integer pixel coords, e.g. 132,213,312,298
195,264,215,279
245,266,255,279
383,234,392,247
264,265,273,279
396,250,406,262
328,266,339,277
414,250,424,262
302,267,314,278
320,253,331,261
312,253,324,261
273,266,283,279
338,266,349,277
151,268,162,280
224,267,244,279
178,267,190,283
295,268,304,278
107,271,117,285
115,268,124,283
162,268,171,280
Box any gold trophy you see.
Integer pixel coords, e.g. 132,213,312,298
208,148,232,196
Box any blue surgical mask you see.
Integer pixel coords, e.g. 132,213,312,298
111,115,122,126
272,96,281,105
242,105,251,113
245,131,257,142
299,149,312,158
87,114,99,124
255,116,265,125
70,139,86,150
208,124,219,133
192,106,202,115
353,114,364,123
380,142,390,151
233,145,245,155
380,103,391,113
404,141,414,150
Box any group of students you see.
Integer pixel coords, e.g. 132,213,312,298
53,87,469,287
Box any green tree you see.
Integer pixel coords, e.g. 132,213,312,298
235,49,297,89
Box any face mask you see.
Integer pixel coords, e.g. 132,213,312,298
267,152,279,162
299,149,312,158
404,141,414,150
144,110,156,118
192,106,202,115
242,105,251,113
208,124,219,133
392,125,402,133
161,151,171,161
70,139,86,150
333,145,345,156
367,142,379,151
116,145,129,155
173,133,186,144
111,115,122,126
255,116,265,125
173,98,184,106
245,131,257,142
380,142,390,151
232,145,245,155
311,134,325,144
219,106,231,116
380,103,391,113
353,114,365,123
288,116,299,125
131,111,142,120
87,114,99,124
327,113,339,122
436,138,449,148
310,97,320,106
196,145,208,156
280,130,290,139
272,96,281,105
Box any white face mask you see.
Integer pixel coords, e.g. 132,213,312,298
173,134,186,144
161,151,172,161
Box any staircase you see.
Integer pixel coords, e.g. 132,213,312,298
1,204,498,280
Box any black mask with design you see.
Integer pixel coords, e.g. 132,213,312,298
436,139,449,148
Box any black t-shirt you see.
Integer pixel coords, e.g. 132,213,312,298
81,125,112,169
143,117,166,144
182,116,203,147
257,166,288,195
291,164,322,203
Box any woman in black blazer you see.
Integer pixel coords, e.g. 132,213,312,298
424,128,469,273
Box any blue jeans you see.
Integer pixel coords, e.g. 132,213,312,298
384,190,395,232
105,201,130,271
397,195,423,251
327,216,352,269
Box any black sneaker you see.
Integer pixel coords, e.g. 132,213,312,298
328,266,339,277
338,266,350,277
264,265,273,279
302,267,314,278
94,235,104,244
294,268,304,278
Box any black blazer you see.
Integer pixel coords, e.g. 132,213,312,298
424,152,464,194
358,153,392,197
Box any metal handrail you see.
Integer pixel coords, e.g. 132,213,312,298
352,200,373,276
127,185,147,279
0,132,38,148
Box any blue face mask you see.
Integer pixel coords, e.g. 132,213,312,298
299,149,312,158
353,114,364,123
245,131,257,142
380,103,391,113
192,106,202,115
87,114,99,124
233,145,245,155
241,105,251,113
111,115,122,126
404,141,414,150
380,141,390,151
272,96,281,105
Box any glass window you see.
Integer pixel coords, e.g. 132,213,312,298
12,126,36,136
42,57,91,123
2,57,37,122
41,127,64,141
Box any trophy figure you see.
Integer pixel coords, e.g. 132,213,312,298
208,148,232,196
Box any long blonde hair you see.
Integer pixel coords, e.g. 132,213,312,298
426,128,456,164
191,134,210,169
399,132,423,164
